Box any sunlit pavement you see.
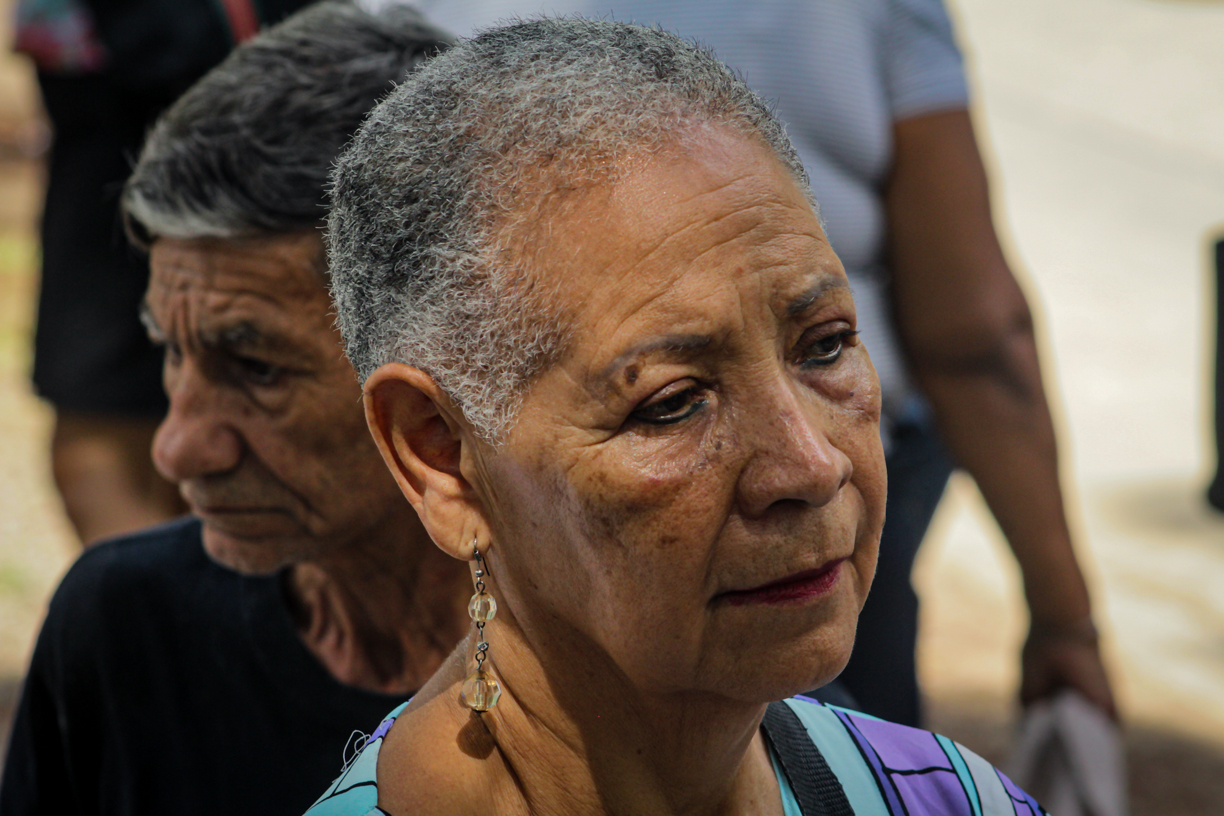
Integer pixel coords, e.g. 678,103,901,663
1,0,1223,808
915,0,1224,798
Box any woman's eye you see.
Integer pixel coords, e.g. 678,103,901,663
800,330,857,368
631,385,708,426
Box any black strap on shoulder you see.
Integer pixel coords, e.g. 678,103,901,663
762,701,856,816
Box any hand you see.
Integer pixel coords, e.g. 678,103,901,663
1020,620,1118,720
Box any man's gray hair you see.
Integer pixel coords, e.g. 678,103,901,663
123,0,452,246
330,17,814,441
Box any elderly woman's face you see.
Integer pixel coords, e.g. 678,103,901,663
474,127,885,701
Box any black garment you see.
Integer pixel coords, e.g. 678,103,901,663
836,420,955,727
32,71,178,416
0,518,406,816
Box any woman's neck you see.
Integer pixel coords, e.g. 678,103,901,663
284,511,472,695
383,610,785,816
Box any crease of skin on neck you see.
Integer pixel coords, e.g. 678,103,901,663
285,534,473,694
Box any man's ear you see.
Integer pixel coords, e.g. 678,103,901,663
364,363,484,560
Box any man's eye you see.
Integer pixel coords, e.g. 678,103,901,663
236,356,283,386
800,330,858,368
631,385,708,426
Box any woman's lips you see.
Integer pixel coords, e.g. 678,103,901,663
719,559,847,607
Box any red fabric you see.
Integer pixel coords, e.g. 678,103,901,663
218,0,260,43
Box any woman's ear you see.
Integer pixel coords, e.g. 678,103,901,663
364,363,484,560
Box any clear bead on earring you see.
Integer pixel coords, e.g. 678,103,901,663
461,548,502,712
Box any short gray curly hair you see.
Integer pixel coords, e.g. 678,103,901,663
329,16,813,441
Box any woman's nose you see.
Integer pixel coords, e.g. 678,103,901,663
151,360,244,484
734,383,854,518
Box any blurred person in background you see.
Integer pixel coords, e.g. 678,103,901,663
13,0,316,544
412,0,1116,728
0,5,470,815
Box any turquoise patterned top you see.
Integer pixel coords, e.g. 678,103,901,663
304,696,1045,816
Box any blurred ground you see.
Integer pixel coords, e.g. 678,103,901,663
0,0,1222,811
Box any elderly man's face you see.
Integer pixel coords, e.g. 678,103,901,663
144,233,405,573
474,127,886,702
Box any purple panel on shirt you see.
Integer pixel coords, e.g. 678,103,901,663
833,710,907,814
998,768,1045,815
843,712,954,772
892,769,976,816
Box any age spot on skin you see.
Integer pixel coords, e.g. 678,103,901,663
657,534,681,549
624,365,639,385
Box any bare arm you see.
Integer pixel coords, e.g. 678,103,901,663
885,109,1115,716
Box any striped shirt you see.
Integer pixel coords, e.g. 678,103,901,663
303,696,1046,815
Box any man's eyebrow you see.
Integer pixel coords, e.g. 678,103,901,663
209,320,317,366
205,320,302,359
786,278,850,317
214,321,265,350
599,334,713,380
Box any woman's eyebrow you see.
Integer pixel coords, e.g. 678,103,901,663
786,278,850,317
598,334,713,380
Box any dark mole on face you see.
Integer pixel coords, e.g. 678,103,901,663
624,365,639,386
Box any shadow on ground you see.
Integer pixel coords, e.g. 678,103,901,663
928,695,1224,816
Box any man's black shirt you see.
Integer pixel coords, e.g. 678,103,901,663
0,518,406,815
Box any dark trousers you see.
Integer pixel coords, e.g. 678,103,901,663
836,421,955,727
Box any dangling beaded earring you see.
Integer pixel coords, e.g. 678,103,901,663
461,545,502,712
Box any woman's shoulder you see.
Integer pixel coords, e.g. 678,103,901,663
303,692,500,816
773,696,1048,816
302,701,410,816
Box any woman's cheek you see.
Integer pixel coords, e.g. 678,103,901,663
567,423,734,556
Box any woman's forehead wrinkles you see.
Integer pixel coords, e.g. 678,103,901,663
609,193,810,277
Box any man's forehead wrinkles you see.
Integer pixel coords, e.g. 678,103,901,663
153,248,322,303
149,285,310,352
150,269,314,317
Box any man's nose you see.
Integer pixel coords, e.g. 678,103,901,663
735,380,854,518
152,359,244,484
